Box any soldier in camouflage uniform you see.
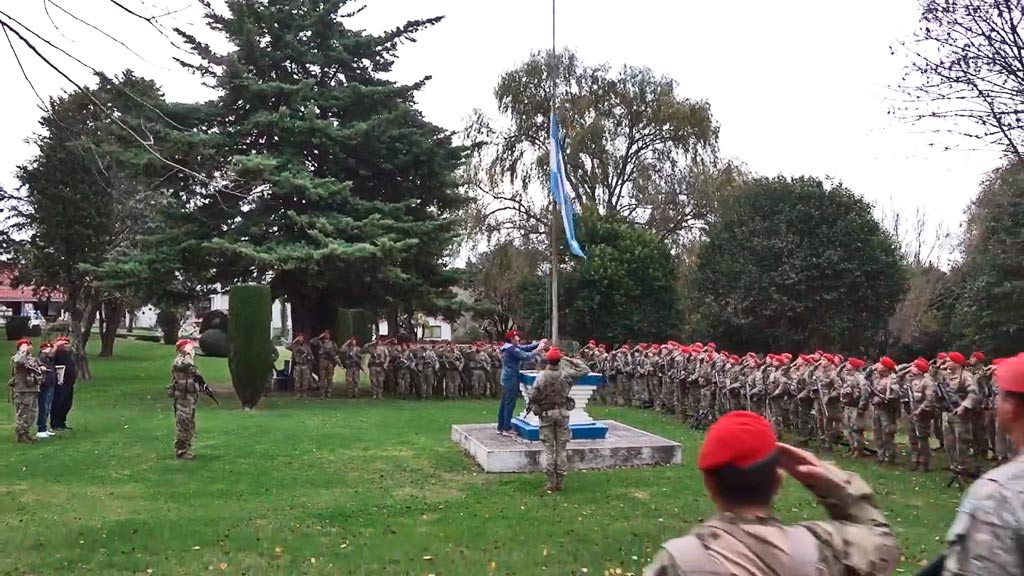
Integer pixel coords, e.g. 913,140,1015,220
311,331,341,398
871,357,902,464
486,346,501,398
386,341,401,396
632,345,651,408
286,334,315,398
724,355,744,412
904,358,938,472
941,353,1024,575
466,343,489,399
442,345,464,399
9,339,43,444
840,358,870,457
644,412,899,576
418,345,439,399
340,338,362,398
985,361,1012,463
395,345,413,399
944,351,985,473
767,355,794,435
527,349,590,492
673,346,691,420
367,341,389,399
168,339,203,460
747,357,766,417
615,344,634,407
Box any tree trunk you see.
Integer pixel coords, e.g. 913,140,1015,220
285,290,335,341
159,310,179,345
278,297,290,341
126,308,135,333
99,299,125,357
385,308,399,339
67,286,99,381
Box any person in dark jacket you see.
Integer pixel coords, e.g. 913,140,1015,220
51,336,78,431
496,330,546,436
35,341,58,438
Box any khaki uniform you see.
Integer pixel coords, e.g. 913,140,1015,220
644,462,900,576
287,340,315,397
943,454,1024,575
367,346,388,399
768,367,794,435
871,374,901,464
312,337,340,398
10,349,41,441
341,344,362,398
905,373,938,470
396,350,413,398
530,357,589,490
946,368,985,472
466,349,488,398
633,352,651,408
418,349,439,399
817,371,843,450
442,348,463,399
840,370,869,455
167,354,200,458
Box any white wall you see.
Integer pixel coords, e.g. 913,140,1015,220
377,316,452,341
207,292,290,331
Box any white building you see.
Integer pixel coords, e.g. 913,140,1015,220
377,315,452,341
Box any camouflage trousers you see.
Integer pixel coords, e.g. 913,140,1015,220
945,409,984,471
769,397,791,435
444,370,461,399
419,372,435,399
369,367,386,399
726,392,743,413
795,399,816,438
293,365,312,396
397,371,412,398
820,401,843,450
13,391,38,440
908,411,934,469
345,368,360,398
748,396,765,417
617,376,632,407
873,404,900,463
843,406,867,453
318,360,335,398
674,382,689,419
632,376,649,408
173,392,197,457
539,408,571,488
699,387,715,414
470,370,487,398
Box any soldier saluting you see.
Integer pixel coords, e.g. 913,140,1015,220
168,339,204,460
644,411,899,575
10,338,46,444
527,348,589,492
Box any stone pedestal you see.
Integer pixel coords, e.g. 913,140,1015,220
511,371,608,440
452,421,683,473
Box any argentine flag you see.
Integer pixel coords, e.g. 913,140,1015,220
549,114,586,258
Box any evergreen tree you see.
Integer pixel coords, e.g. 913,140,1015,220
177,0,466,337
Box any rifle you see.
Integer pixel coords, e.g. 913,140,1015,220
194,374,220,406
933,379,961,412
903,377,922,439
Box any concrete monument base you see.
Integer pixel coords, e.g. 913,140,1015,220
451,421,683,473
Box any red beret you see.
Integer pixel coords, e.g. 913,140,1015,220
782,353,793,360
39,341,52,350
847,357,866,369
545,348,562,363
638,343,648,350
913,358,929,374
698,411,777,472
620,344,630,351
707,343,717,350
176,339,192,350
971,351,986,362
505,330,520,340
948,352,967,366
729,355,740,364
588,340,596,345
16,338,32,348
692,342,704,351
598,344,606,351
993,357,1007,366
822,353,836,365
937,352,948,360
55,336,70,344
652,344,661,351
996,354,1024,393
680,346,691,353
879,356,897,371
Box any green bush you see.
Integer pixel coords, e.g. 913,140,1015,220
27,324,42,338
228,285,272,409
335,308,353,345
43,320,70,341
200,309,229,334
199,329,230,357
5,317,30,341
350,309,374,345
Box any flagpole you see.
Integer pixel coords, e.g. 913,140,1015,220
549,0,559,346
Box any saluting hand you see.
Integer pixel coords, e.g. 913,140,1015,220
776,443,841,493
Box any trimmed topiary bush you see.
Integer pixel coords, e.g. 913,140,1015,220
228,285,272,409
350,309,374,345
200,309,229,335
199,329,230,357
335,308,352,345
5,316,30,341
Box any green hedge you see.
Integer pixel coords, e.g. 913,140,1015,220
199,329,230,357
5,317,30,341
228,285,272,409
200,309,229,334
336,308,352,345
351,309,374,345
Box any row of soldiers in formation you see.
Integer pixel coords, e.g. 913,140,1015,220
580,340,1003,475
284,332,507,400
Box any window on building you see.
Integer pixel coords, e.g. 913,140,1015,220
424,325,442,340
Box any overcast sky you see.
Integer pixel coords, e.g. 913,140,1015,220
0,1,1004,263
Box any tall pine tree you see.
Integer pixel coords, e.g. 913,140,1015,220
176,0,466,336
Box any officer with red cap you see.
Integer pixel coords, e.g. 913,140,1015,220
940,354,1024,575
869,357,902,465
904,358,939,472
527,347,589,492
942,351,985,474
839,358,871,457
644,411,899,575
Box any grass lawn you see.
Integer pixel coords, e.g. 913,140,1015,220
1,339,959,575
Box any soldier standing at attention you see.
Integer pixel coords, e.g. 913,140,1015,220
367,340,389,399
905,358,938,472
871,357,902,465
644,411,899,576
168,339,203,460
839,358,870,457
287,334,314,398
940,353,1024,575
528,348,589,492
946,351,985,474
10,338,44,444
311,330,341,398
442,345,464,399
341,337,363,398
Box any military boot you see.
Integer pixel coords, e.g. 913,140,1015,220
16,435,33,444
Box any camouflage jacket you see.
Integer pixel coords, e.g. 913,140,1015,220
644,462,900,576
287,341,315,367
529,357,589,411
312,337,341,364
9,349,42,393
943,454,1024,575
341,345,362,369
